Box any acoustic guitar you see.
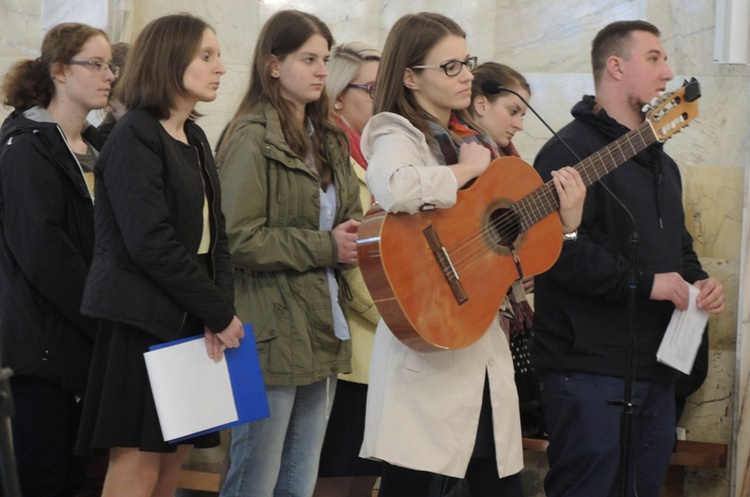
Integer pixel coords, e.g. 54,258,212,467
357,79,701,351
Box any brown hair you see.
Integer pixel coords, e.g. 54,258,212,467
219,9,344,189
591,20,660,88
109,42,130,97
116,14,212,120
470,62,530,109
2,23,108,111
374,12,471,138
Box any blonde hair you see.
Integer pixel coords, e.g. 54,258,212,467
326,41,381,101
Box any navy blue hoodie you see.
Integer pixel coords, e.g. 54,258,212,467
531,95,707,380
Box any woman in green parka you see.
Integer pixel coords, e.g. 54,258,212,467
216,9,362,497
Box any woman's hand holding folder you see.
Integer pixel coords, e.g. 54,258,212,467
205,316,245,362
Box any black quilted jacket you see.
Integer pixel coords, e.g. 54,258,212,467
81,109,235,342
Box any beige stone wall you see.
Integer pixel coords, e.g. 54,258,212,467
1,1,747,496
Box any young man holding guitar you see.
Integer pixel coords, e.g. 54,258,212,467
531,20,725,497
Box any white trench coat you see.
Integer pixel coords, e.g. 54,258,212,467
359,113,524,479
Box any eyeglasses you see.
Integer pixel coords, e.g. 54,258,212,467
67,60,120,79
346,83,375,99
411,56,477,77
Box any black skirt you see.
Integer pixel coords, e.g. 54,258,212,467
76,313,220,454
318,379,381,477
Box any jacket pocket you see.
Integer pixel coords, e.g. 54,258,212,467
233,269,285,344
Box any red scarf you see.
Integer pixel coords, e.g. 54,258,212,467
499,136,533,335
501,141,520,158
335,115,367,169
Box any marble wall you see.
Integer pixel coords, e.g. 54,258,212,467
1,1,748,496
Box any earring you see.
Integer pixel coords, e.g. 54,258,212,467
334,102,342,110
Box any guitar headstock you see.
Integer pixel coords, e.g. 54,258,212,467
645,78,700,142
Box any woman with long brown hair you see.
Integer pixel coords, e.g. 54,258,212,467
217,9,362,497
76,14,243,497
360,12,585,497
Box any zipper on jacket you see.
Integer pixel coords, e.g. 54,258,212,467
196,143,219,281
55,124,95,205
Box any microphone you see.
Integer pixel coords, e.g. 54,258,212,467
478,80,508,95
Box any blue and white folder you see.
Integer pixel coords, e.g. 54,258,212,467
144,323,269,443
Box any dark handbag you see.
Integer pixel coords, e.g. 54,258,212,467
504,283,546,439
509,329,546,438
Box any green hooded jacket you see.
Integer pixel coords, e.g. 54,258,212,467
219,100,361,386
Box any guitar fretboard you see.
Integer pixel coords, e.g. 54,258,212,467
513,120,657,229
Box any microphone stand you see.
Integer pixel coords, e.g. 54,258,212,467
0,367,21,497
490,84,640,497
613,231,639,497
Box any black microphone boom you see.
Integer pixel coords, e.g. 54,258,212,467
480,80,582,162
480,79,638,237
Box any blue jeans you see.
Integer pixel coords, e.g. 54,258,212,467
221,377,337,497
539,371,675,497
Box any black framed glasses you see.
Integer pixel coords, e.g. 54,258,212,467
67,60,120,78
411,56,477,77
346,83,375,99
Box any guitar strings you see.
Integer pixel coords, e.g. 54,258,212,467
400,91,689,292
436,126,654,278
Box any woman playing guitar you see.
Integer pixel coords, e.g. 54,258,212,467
359,12,585,497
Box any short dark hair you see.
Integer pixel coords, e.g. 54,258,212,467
116,14,212,120
2,23,108,111
591,20,660,87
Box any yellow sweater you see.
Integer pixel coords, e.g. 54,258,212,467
339,158,380,384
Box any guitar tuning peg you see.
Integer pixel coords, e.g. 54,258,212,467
642,103,651,113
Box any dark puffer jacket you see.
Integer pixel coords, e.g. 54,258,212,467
0,108,103,394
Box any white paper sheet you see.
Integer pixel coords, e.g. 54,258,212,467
656,284,709,375
144,337,239,441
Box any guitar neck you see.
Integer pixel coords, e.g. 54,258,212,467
515,120,657,229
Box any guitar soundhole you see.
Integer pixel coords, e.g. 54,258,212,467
488,207,521,247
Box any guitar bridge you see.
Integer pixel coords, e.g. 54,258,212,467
423,225,468,305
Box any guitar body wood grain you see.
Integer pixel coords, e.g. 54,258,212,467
357,157,562,350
